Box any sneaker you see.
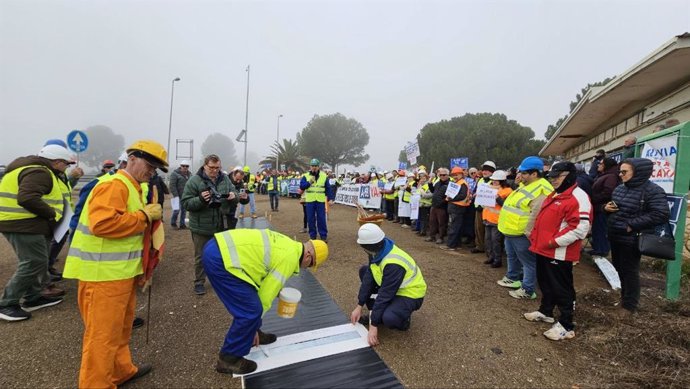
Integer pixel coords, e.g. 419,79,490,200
509,288,537,300
171,223,178,228
120,363,152,385
194,284,206,295
483,258,493,264
0,305,31,322
400,224,410,229
470,248,485,254
523,311,555,323
435,239,444,244
238,214,245,220
41,284,65,298
179,224,187,230
216,353,257,375
496,276,522,289
257,329,277,345
439,246,457,251
490,261,502,268
424,237,434,242
133,317,145,329
543,322,575,341
274,209,279,212
21,296,63,312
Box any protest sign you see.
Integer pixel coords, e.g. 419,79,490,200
475,185,498,207
641,134,678,193
445,182,460,198
410,194,420,220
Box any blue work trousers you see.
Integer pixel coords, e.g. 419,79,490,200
306,201,327,239
171,208,187,227
202,239,262,357
504,235,536,294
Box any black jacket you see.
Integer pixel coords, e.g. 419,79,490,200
431,179,450,209
607,158,669,244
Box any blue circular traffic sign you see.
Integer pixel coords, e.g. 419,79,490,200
67,130,88,153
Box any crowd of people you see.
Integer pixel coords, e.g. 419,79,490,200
0,136,674,384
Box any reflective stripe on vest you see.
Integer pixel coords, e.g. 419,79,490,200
0,165,67,222
63,173,145,282
247,174,256,192
305,172,327,203
214,228,302,290
498,178,553,235
370,246,426,299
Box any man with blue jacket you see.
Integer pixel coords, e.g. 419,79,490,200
350,223,426,346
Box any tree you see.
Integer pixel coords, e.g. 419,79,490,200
296,113,369,172
544,77,615,140
80,125,125,169
260,138,308,172
199,133,238,170
415,113,545,169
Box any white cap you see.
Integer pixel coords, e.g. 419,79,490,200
489,170,508,180
418,170,427,176
370,173,376,178
385,173,393,179
233,165,244,172
38,145,75,163
357,223,386,244
180,160,190,166
407,172,415,178
482,161,496,169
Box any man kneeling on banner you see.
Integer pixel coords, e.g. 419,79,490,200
351,223,427,346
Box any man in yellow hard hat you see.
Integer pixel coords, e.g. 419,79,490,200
63,140,168,388
202,228,328,374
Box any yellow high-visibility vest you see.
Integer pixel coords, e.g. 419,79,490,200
305,172,327,203
497,178,553,236
63,173,146,282
370,245,426,299
215,228,302,314
0,165,69,222
418,183,432,206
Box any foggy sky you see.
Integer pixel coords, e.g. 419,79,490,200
1,0,689,172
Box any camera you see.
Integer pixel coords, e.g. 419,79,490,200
206,186,228,208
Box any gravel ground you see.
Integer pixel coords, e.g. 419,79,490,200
0,195,638,388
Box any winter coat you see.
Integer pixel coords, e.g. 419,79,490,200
607,158,669,244
529,184,592,261
575,172,593,198
0,156,67,235
591,165,620,209
431,179,450,209
148,173,169,207
181,168,238,236
169,167,191,197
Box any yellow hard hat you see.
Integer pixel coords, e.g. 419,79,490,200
310,239,329,270
126,140,169,172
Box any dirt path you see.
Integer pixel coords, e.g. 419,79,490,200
0,195,616,388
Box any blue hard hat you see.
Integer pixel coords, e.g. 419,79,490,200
44,139,67,148
518,156,544,172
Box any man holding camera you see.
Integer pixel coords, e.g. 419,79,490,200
182,154,239,295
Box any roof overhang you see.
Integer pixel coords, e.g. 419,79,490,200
541,33,690,156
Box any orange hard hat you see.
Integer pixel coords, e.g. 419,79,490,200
451,167,464,175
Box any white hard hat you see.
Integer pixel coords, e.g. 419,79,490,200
233,165,244,172
482,161,497,169
407,172,415,178
180,160,190,166
38,145,75,163
418,169,427,176
357,223,385,244
489,170,508,180
117,151,128,164
370,173,376,178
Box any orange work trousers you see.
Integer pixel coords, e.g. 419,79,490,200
77,278,138,389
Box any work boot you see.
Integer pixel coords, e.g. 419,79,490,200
400,316,411,331
257,330,277,345
483,258,493,265
41,284,66,298
120,363,152,386
133,317,145,329
251,213,258,219
490,261,502,268
216,353,257,375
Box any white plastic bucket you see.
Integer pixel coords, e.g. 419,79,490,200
277,287,302,318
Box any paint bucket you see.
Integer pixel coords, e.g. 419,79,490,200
277,287,302,318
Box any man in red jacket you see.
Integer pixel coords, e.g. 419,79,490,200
523,161,592,341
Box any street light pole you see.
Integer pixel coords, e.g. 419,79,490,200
166,77,181,164
276,114,283,171
243,65,250,167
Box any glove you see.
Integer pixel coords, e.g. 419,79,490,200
141,203,163,222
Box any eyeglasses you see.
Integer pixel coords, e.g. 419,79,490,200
438,174,448,176
205,165,221,171
619,170,629,176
